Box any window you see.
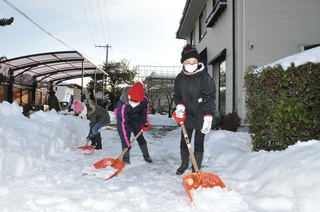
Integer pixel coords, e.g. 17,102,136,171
199,6,207,40
219,60,226,115
190,29,195,46
213,0,217,7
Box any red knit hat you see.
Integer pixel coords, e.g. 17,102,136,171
128,82,144,102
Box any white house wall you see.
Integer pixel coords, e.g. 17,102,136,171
178,0,320,127
236,0,320,125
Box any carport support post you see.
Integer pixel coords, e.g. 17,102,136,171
81,60,84,100
94,69,97,104
8,69,14,103
32,79,37,105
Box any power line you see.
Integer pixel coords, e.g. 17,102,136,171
3,0,76,51
81,0,96,46
96,0,107,45
87,0,101,46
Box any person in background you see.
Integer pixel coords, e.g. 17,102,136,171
89,89,97,103
47,90,61,112
73,99,110,150
174,44,216,175
114,82,152,164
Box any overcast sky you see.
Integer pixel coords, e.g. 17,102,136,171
1,0,186,69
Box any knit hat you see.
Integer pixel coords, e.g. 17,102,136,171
180,44,200,63
73,100,84,113
128,82,144,102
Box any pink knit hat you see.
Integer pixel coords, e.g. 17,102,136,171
73,100,84,113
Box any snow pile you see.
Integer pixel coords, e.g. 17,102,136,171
255,46,320,72
0,101,320,211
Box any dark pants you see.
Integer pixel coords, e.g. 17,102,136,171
180,128,205,152
120,128,147,149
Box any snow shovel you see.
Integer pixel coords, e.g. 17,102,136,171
74,138,95,155
173,111,226,202
90,123,152,180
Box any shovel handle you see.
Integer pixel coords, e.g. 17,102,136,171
117,130,143,160
180,123,200,173
85,137,90,146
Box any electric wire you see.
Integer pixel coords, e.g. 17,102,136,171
87,0,101,46
103,0,112,44
3,0,77,51
81,0,96,46
96,0,107,45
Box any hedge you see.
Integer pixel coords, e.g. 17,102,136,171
244,62,320,151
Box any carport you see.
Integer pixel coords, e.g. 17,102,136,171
0,51,107,104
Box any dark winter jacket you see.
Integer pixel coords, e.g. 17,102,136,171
114,87,150,148
47,92,61,112
85,100,110,127
174,63,216,129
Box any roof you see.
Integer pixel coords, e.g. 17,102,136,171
176,0,206,39
0,51,106,85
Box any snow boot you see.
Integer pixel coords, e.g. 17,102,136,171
176,148,189,175
192,151,203,172
139,144,153,163
94,133,102,150
90,135,97,147
122,149,130,164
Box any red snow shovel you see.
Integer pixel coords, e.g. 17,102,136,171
91,123,152,180
173,111,226,202
75,138,95,155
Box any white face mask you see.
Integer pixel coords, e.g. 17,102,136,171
184,64,198,73
129,102,139,108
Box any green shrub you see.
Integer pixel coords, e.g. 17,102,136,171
245,62,320,151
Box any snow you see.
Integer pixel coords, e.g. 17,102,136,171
255,46,320,72
1,101,320,211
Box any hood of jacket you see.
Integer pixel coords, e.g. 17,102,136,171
119,86,131,104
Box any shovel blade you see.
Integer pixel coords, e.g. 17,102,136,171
183,172,226,202
92,158,126,179
75,146,95,155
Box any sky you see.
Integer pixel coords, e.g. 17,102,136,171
1,102,320,211
0,0,186,69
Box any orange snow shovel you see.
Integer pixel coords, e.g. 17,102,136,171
75,138,95,155
91,123,152,180
173,111,226,202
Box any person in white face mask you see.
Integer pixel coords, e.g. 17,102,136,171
114,82,153,164
174,44,216,175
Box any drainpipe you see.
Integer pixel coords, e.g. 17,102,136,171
232,0,236,112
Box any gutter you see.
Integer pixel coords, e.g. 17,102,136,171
232,0,236,112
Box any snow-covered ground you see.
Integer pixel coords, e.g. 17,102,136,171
1,101,320,212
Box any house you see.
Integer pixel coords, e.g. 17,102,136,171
176,0,320,128
137,65,181,114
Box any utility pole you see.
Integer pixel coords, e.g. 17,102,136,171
95,44,111,63
95,44,111,104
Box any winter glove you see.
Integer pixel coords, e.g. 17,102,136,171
175,104,186,119
140,123,152,131
86,132,95,140
201,116,213,134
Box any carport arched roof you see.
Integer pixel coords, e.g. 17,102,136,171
1,50,106,85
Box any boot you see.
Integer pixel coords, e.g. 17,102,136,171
122,149,130,164
90,135,97,147
94,133,102,150
192,151,203,172
139,144,153,163
176,148,189,175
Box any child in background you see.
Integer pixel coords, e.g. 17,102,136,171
73,100,110,150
